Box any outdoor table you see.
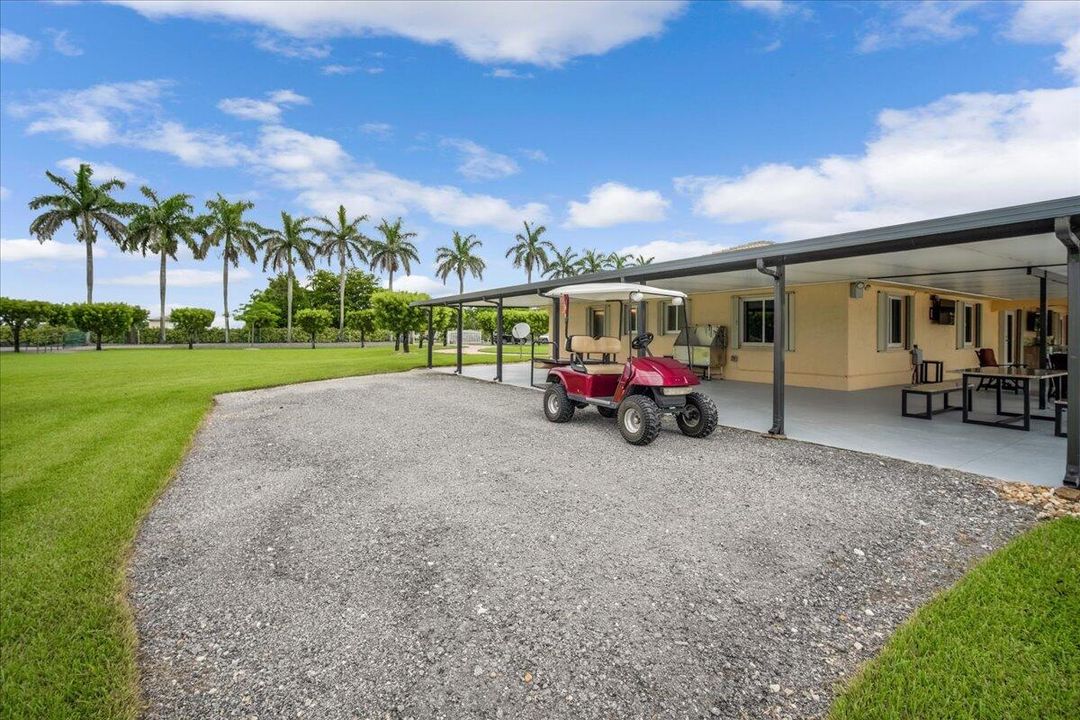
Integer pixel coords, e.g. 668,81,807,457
954,367,1067,431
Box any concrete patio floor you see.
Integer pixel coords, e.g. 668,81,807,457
438,361,1066,487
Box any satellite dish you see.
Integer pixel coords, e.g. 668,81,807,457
511,322,531,340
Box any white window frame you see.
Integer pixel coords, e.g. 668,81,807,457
740,297,774,346
662,302,685,335
887,295,906,348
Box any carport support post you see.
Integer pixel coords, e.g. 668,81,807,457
456,302,463,375
426,307,433,369
495,298,503,382
1039,275,1048,409
756,259,786,436
1055,216,1080,488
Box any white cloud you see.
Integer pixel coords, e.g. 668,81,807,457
10,79,166,144
762,39,782,53
488,67,534,79
0,186,9,200
0,29,38,62
387,274,453,296
676,85,1080,239
565,182,670,228
857,1,980,54
520,148,549,163
253,32,330,59
46,29,83,57
108,0,686,67
1007,0,1080,81
441,138,519,181
322,63,357,75
365,66,385,75
1,238,106,262
103,267,251,287
360,122,393,138
217,89,309,121
736,1,789,16
615,239,734,264
57,157,141,183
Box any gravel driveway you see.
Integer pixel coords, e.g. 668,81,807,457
130,372,1035,719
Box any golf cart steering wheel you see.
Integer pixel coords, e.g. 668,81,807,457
630,332,655,350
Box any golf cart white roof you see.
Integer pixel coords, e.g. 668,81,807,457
543,282,687,301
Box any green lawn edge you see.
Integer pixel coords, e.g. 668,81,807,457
829,516,1080,720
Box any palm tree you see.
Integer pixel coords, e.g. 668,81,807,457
544,246,579,279
199,195,264,343
435,231,486,295
505,220,553,284
262,212,316,343
368,218,419,291
578,249,611,275
314,205,370,340
608,252,633,269
634,254,655,266
28,163,132,303
125,187,206,342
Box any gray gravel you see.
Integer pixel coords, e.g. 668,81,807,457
129,371,1036,719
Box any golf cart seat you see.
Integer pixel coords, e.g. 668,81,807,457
568,336,625,375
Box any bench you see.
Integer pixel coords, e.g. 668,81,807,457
1055,400,1067,437
901,382,972,420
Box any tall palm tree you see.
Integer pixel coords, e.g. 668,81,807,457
126,187,206,342
314,205,370,340
368,218,419,291
505,220,553,284
543,246,579,279
578,249,611,275
608,252,633,269
28,163,132,303
634,254,655,266
199,195,265,343
435,231,486,295
262,212,316,343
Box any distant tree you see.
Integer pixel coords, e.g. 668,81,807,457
170,307,215,349
608,252,633,269
128,305,150,343
345,308,376,347
435,231,486,295
199,195,264,344
506,220,553,284
633,254,655,266
314,205,370,340
578,249,611,274
247,274,310,327
234,300,280,344
125,187,206,342
294,308,333,349
368,218,419,292
432,306,456,346
262,212,316,342
307,268,379,328
371,290,427,352
0,297,48,352
28,163,132,303
544,246,579,279
69,302,134,351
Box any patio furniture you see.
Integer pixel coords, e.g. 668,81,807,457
913,359,944,384
671,324,722,380
975,348,1019,393
1048,352,1068,400
1055,400,1068,437
902,382,972,420
959,367,1067,431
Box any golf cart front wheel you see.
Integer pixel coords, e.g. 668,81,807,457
544,383,575,423
676,391,718,438
618,395,661,446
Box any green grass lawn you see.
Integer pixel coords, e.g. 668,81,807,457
830,516,1080,720
0,346,492,720
475,344,551,358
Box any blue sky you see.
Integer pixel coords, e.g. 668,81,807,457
1,0,1078,319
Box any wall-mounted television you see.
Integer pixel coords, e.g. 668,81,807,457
930,296,955,325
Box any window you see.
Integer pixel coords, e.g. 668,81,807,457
741,298,774,344
626,306,638,335
587,307,606,337
663,302,685,334
887,295,905,347
963,304,974,346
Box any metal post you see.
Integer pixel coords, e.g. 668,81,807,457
551,297,561,362
637,300,647,358
1055,217,1079,487
1039,275,1048,410
495,298,504,382
456,302,463,375
426,307,434,369
757,259,785,436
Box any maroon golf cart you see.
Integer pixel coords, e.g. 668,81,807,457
539,283,718,445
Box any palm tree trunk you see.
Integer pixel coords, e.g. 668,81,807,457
388,269,394,292
527,266,532,284
459,273,464,296
159,250,167,343
84,225,94,304
223,256,230,344
286,262,294,343
338,254,346,341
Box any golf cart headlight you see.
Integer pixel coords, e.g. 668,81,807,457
661,386,692,396
629,291,643,303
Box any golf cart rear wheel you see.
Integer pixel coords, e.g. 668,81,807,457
676,391,718,438
543,383,575,423
597,406,617,418
617,395,661,446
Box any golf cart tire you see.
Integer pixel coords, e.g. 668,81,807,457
597,406,617,418
676,391,718,438
544,382,575,423
618,395,661,446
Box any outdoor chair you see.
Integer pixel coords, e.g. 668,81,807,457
975,348,1019,393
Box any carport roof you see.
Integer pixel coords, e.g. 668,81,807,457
412,196,1080,307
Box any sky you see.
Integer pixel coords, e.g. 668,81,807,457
1,0,1078,322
